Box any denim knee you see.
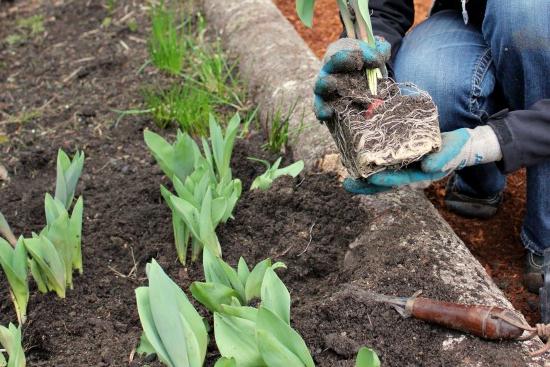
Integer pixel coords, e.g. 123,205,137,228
483,0,549,52
394,11,497,133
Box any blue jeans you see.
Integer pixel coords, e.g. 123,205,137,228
393,0,550,255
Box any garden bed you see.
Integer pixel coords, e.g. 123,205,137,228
0,0,535,366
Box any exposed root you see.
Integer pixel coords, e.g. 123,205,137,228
328,79,441,178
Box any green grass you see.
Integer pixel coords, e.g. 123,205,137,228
149,2,185,75
4,14,45,46
17,15,44,36
120,2,251,137
143,84,212,135
261,102,306,153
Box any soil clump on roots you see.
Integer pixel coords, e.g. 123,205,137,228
326,72,441,178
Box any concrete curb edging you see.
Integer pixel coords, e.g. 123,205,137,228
201,0,544,364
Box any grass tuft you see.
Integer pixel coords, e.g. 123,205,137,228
149,2,185,75
262,102,304,154
143,84,212,135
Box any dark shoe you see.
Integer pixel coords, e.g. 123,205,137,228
524,252,544,294
444,174,502,219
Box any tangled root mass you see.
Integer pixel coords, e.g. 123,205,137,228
325,73,441,178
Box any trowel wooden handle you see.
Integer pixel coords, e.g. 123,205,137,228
408,297,524,340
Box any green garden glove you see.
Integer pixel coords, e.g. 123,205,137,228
314,37,391,121
368,125,503,188
344,125,503,194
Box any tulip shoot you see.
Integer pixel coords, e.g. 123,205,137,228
145,114,242,263
135,260,208,367
0,323,25,367
0,238,28,325
249,157,304,191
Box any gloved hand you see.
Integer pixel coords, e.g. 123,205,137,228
343,125,503,194
314,37,391,121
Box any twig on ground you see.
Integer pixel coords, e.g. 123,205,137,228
298,222,316,256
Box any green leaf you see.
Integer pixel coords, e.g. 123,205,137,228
0,212,17,247
272,160,304,180
136,332,156,357
69,196,84,274
245,259,272,303
0,238,28,324
296,0,316,28
135,287,172,365
198,189,221,257
356,347,381,367
237,257,250,286
24,236,66,298
214,357,237,367
214,313,263,367
260,267,290,324
170,195,200,240
256,307,314,367
190,282,239,313
218,304,258,322
54,149,84,209
144,130,177,180
29,259,48,294
203,249,245,304
42,205,75,288
0,323,25,367
148,260,207,367
250,158,304,191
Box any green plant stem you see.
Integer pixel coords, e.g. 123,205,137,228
350,0,380,95
337,0,356,38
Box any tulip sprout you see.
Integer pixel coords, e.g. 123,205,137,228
249,157,304,191
0,238,28,325
190,249,286,312
296,0,382,94
135,260,208,367
145,114,242,263
0,323,25,367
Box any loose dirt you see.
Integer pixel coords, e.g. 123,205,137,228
273,0,538,324
0,0,530,366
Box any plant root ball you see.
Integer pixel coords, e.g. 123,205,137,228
324,73,441,178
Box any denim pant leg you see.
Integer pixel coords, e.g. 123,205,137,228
483,0,550,254
393,10,506,197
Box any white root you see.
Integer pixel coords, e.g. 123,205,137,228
330,80,441,178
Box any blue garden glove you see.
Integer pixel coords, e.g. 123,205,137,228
344,125,503,194
314,37,391,121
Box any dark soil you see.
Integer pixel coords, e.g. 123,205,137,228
275,0,539,324
0,1,528,366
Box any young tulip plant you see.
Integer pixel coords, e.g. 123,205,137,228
136,257,380,367
145,114,242,263
25,150,84,298
249,157,304,191
0,323,26,367
190,248,286,313
296,0,382,95
0,236,29,325
135,260,208,367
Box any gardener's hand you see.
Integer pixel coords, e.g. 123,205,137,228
314,37,391,122
343,177,392,195
367,125,503,188
343,125,503,193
